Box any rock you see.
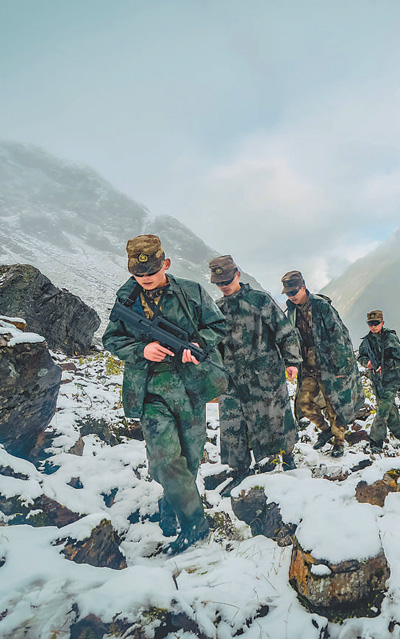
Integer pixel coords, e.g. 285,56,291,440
0,493,81,527
345,429,369,445
0,331,61,458
231,488,296,546
203,467,231,490
289,536,390,620
57,518,127,569
0,264,100,355
355,473,400,507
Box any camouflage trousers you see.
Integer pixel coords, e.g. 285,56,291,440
142,370,206,528
218,389,296,472
370,388,400,447
297,374,345,445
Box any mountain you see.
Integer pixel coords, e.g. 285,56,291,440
0,141,261,335
321,228,400,344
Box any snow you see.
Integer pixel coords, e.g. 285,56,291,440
0,319,45,346
1,350,400,638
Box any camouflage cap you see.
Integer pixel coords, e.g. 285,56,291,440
209,255,238,284
126,235,165,275
367,310,383,322
281,270,305,294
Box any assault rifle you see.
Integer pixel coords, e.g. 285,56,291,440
363,338,384,398
110,299,223,368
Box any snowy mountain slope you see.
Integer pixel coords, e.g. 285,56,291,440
1,344,400,638
321,228,400,344
0,141,262,337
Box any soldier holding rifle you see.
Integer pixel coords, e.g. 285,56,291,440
103,235,227,554
358,310,400,454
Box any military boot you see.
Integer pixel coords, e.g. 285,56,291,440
163,516,209,555
158,496,178,537
331,443,344,458
313,428,333,450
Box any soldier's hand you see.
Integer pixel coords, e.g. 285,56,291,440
367,361,373,370
144,342,175,362
286,366,298,380
182,343,200,365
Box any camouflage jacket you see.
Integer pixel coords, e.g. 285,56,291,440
102,275,226,418
358,328,400,391
217,283,301,403
286,293,364,424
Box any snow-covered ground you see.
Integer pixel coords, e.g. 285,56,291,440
1,349,400,639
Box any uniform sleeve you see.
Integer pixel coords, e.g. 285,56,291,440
196,286,227,346
262,295,302,367
102,314,146,362
357,338,370,368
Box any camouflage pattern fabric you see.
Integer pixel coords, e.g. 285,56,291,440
102,274,226,528
142,371,206,526
286,293,364,426
358,328,400,391
217,283,302,470
358,328,400,446
102,275,226,418
296,374,345,444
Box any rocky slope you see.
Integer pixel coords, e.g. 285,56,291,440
321,228,400,344
0,141,261,337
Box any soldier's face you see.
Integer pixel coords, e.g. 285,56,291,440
133,259,170,290
369,320,384,334
287,285,308,305
217,272,241,296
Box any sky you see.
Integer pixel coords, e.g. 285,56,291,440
1,0,400,294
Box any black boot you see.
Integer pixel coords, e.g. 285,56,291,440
331,443,344,458
313,428,333,450
158,496,178,537
163,517,209,555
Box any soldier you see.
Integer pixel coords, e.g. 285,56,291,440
281,270,364,457
358,310,400,454
103,235,227,554
209,256,302,496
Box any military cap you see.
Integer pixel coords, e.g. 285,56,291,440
367,310,383,322
281,270,305,294
209,255,238,284
126,235,165,276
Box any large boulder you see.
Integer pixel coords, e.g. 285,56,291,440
0,319,61,458
0,264,100,354
289,536,390,620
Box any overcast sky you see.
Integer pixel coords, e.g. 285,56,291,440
1,0,400,297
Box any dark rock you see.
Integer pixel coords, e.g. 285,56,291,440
57,518,127,569
0,335,61,458
289,536,390,620
231,488,296,546
69,614,107,639
356,473,400,507
0,264,100,355
0,493,81,527
203,467,231,490
345,429,369,445
353,404,373,421
77,416,120,445
350,458,373,472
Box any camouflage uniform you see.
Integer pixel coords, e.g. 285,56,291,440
358,321,400,448
215,283,302,472
103,239,226,537
286,293,364,443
